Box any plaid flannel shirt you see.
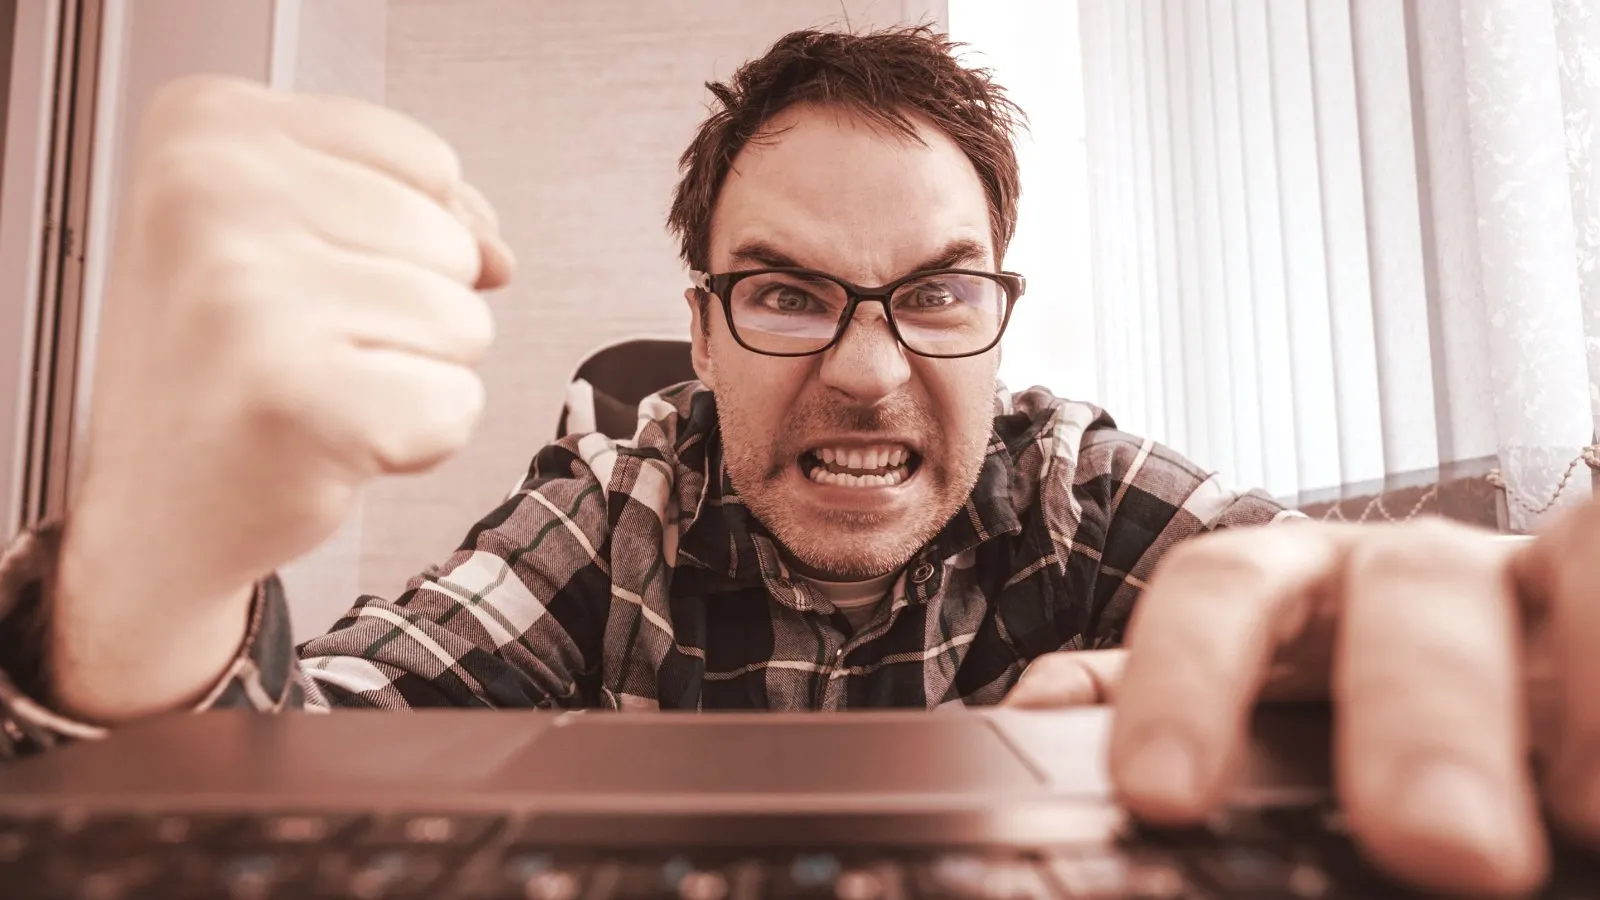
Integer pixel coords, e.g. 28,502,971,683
0,382,1293,757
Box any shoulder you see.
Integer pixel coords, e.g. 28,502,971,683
489,381,713,555
999,385,1289,528
518,381,710,492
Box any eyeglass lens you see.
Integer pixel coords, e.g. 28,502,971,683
727,271,1007,356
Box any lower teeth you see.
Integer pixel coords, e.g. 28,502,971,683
806,465,909,487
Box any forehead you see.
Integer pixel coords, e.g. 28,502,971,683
708,104,993,281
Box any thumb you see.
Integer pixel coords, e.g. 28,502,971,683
1002,649,1127,709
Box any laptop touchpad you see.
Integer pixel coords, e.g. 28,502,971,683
498,717,1044,796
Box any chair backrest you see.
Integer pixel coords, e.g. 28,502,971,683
556,338,698,440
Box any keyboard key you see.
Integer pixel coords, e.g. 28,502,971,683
909,853,1052,899
1258,806,1346,843
793,853,844,887
215,812,367,847
59,812,222,849
1253,809,1418,899
317,847,456,900
768,853,904,899
361,812,504,848
166,850,317,900
1045,848,1195,899
0,814,42,863
7,849,171,900
834,866,897,900
1181,844,1307,898
463,850,594,900
601,854,744,900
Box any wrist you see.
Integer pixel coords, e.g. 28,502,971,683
53,505,258,724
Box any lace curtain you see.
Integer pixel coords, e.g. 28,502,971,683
956,0,1599,531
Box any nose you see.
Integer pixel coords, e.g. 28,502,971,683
817,301,912,405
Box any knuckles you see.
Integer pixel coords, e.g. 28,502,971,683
142,75,272,146
1151,527,1316,593
134,139,282,236
1344,517,1500,587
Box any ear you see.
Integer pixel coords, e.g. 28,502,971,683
685,288,715,389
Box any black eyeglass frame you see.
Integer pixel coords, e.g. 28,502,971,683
688,266,1027,359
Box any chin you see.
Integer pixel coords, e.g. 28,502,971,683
727,436,987,581
778,534,925,581
753,468,949,580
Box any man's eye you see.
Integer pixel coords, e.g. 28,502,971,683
906,285,955,308
766,287,819,312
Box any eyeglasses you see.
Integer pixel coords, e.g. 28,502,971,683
689,267,1026,359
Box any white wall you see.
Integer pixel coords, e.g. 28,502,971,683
946,1,1096,410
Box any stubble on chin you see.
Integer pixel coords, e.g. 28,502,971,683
726,444,989,581
715,393,990,580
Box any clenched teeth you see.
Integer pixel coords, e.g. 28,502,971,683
814,445,909,469
804,444,916,488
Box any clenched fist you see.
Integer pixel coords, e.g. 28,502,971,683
52,76,514,720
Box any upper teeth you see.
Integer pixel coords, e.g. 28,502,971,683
815,446,909,470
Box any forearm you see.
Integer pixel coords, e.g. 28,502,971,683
0,524,313,760
3,462,610,757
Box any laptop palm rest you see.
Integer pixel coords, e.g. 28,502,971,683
0,710,1050,803
0,706,1334,849
498,716,1043,796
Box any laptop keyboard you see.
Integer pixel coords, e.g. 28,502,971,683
1,804,1595,899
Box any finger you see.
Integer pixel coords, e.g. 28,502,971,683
304,347,486,477
286,143,481,286
451,181,517,291
269,90,463,209
302,246,495,367
1108,525,1344,825
1335,520,1545,896
1002,650,1125,708
273,91,514,290
1516,500,1600,847
453,179,500,233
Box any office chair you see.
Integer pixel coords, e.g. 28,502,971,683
555,337,698,440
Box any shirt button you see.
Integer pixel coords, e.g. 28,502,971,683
911,563,936,584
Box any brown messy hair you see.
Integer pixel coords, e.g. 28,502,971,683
666,24,1027,274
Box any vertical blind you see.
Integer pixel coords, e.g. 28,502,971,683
1067,0,1598,528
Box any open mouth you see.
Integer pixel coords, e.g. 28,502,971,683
798,444,922,488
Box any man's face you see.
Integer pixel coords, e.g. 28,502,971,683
687,105,1001,581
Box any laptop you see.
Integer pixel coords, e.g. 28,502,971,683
0,704,1593,898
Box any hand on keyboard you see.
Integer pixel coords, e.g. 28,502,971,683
1084,498,1600,897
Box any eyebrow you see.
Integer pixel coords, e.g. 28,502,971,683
728,238,993,276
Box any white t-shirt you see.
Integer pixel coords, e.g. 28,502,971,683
794,570,900,631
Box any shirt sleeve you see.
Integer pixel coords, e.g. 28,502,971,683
0,437,617,759
294,437,614,710
1065,419,1304,649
